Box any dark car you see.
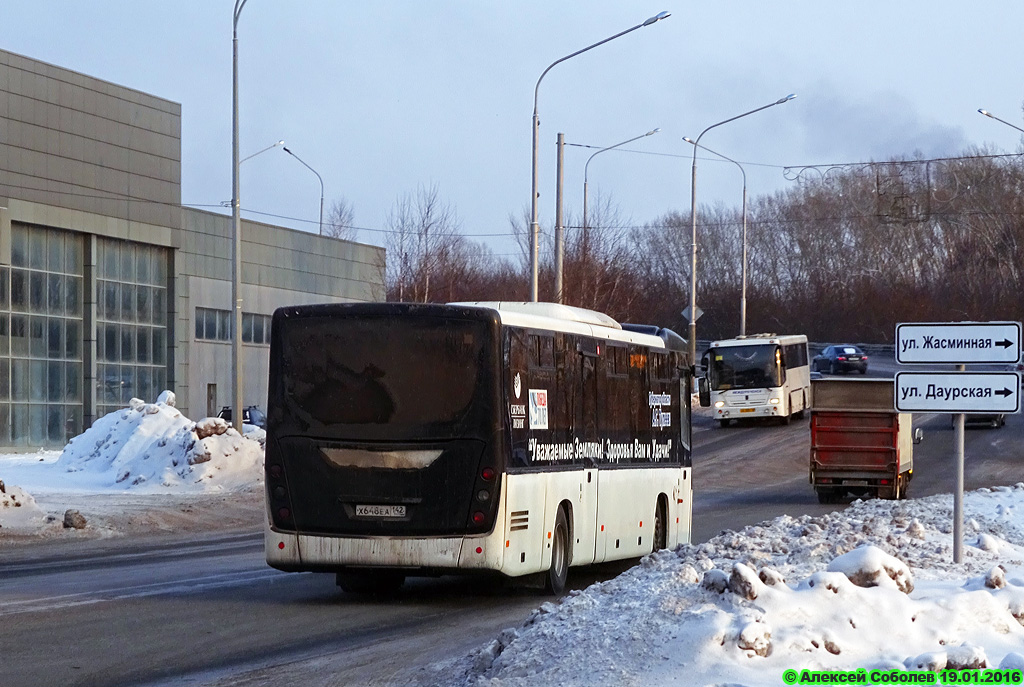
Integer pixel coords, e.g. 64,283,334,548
812,345,868,375
217,405,267,429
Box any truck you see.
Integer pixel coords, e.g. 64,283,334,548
810,378,920,504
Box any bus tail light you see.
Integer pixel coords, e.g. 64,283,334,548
472,511,486,525
265,439,295,531
481,467,496,481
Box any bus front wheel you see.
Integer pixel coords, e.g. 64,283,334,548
545,509,570,595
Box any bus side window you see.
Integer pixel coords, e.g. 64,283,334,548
529,333,555,369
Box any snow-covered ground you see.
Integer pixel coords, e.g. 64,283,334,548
0,391,264,540
3,395,1024,684
426,487,1024,686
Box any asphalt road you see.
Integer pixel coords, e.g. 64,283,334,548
2,355,1021,686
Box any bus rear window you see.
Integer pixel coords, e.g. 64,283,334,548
277,316,488,430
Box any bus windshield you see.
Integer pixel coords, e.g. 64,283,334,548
708,343,783,390
276,315,490,436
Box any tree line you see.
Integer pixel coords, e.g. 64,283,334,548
328,148,1024,345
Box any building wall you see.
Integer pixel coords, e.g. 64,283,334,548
176,208,384,421
0,48,181,230
0,48,386,448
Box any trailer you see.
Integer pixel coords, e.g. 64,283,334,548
810,378,920,504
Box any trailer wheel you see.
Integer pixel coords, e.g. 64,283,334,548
897,474,910,500
816,489,837,504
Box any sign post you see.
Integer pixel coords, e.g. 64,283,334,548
895,321,1021,564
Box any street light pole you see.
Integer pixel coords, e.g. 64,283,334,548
231,0,249,429
530,10,670,302
583,128,660,234
240,139,284,163
284,147,325,235
683,139,748,336
978,108,1024,134
686,93,795,366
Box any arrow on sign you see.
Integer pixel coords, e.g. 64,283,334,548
996,388,1015,398
997,339,1014,349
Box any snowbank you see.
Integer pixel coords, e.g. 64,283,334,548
435,486,1024,687
0,392,264,534
54,394,262,492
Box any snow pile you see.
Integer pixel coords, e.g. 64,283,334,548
55,393,263,492
0,481,49,531
438,486,1024,687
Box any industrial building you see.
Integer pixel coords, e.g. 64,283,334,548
0,48,385,449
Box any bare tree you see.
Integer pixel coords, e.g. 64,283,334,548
385,184,464,302
323,198,357,241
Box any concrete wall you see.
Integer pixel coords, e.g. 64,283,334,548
0,48,181,231
177,208,385,420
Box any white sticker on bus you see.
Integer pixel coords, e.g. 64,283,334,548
510,402,527,429
529,389,548,429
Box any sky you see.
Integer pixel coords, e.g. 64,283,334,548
4,2,1024,264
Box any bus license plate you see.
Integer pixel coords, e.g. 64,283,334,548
740,408,755,413
356,504,406,518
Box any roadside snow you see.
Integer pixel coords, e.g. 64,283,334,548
431,486,1024,687
0,392,264,538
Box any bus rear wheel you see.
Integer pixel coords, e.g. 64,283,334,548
652,499,667,552
545,509,570,595
336,570,405,595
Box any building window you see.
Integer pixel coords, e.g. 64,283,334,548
197,309,271,345
96,238,169,419
0,226,84,447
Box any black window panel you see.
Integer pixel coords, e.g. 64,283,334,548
65,320,81,360
47,274,64,315
47,319,63,359
29,272,45,311
65,276,81,317
47,361,63,401
253,314,265,344
28,229,45,270
103,282,119,321
10,270,26,312
121,284,136,323
242,313,254,343
10,229,27,267
10,315,28,356
30,317,46,358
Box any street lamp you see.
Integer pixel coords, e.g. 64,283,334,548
241,139,284,163
231,0,249,430
530,10,670,302
687,94,795,366
978,108,1024,134
583,128,660,233
683,138,749,337
283,147,325,235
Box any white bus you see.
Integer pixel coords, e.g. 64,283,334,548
264,301,693,594
704,333,811,428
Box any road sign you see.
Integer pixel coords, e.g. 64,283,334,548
896,321,1021,364
894,371,1021,413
